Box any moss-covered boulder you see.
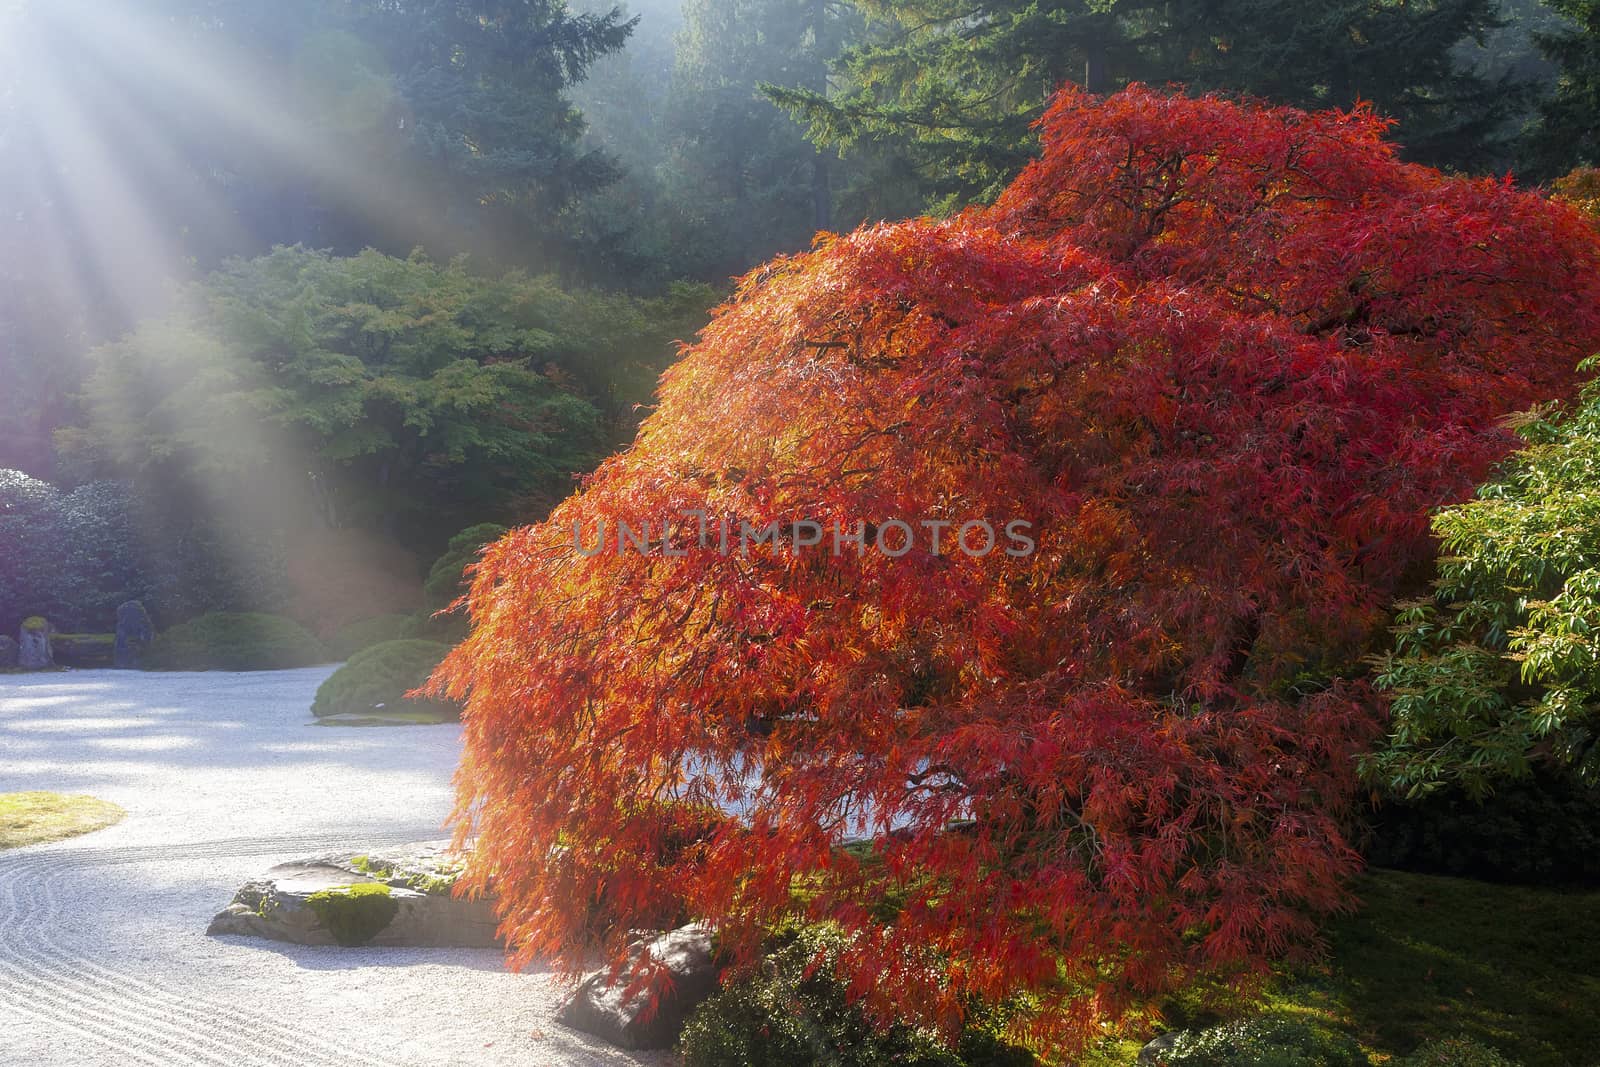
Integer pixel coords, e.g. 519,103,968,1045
205,841,498,947
304,882,399,946
311,639,456,723
18,616,52,669
145,612,325,671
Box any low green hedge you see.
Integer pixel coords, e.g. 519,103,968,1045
326,613,420,660
310,639,457,720
53,633,115,668
145,612,325,671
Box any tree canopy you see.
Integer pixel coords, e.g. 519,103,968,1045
431,86,1600,1054
69,248,705,551
773,0,1525,209
1527,0,1600,172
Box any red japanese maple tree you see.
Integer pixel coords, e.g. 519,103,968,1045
431,86,1600,1050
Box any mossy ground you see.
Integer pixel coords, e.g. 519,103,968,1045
1080,869,1600,1066
0,791,125,849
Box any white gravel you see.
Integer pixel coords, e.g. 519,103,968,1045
0,667,667,1067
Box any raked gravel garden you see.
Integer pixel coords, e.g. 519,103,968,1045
0,666,666,1067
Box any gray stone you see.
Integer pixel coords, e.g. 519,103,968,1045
1138,1031,1186,1065
555,925,718,1051
0,635,16,669
17,617,51,669
206,840,499,948
114,601,154,669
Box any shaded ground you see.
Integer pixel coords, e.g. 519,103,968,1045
1312,869,1599,1065
1090,869,1600,1066
0,667,662,1067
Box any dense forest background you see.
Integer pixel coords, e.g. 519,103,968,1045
2,0,1597,633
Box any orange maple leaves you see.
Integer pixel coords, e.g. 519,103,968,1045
431,86,1600,1052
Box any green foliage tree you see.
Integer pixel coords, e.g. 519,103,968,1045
0,470,161,633
1370,375,1600,797
572,0,907,282
773,0,1524,210
1525,0,1600,173
337,0,637,262
664,0,863,275
69,248,686,552
3,0,635,270
0,0,648,484
424,524,511,613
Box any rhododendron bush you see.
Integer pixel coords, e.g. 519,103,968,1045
431,86,1600,1051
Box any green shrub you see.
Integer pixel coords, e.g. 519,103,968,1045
326,613,419,660
408,610,470,645
53,633,115,668
0,473,157,634
680,926,1034,1067
1368,377,1600,795
310,639,456,720
1395,1038,1520,1067
1366,770,1600,885
144,612,325,671
422,523,508,611
1153,1016,1368,1067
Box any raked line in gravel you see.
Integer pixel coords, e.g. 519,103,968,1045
0,666,664,1067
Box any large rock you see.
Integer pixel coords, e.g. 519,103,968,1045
17,617,51,669
114,601,153,669
206,841,499,948
0,635,17,669
556,925,719,1051
1137,1031,1185,1065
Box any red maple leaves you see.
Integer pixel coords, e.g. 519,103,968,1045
430,86,1600,1052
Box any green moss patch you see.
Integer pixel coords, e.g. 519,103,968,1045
304,882,399,946
0,792,125,849
1315,869,1600,1065
347,853,463,896
326,613,421,660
